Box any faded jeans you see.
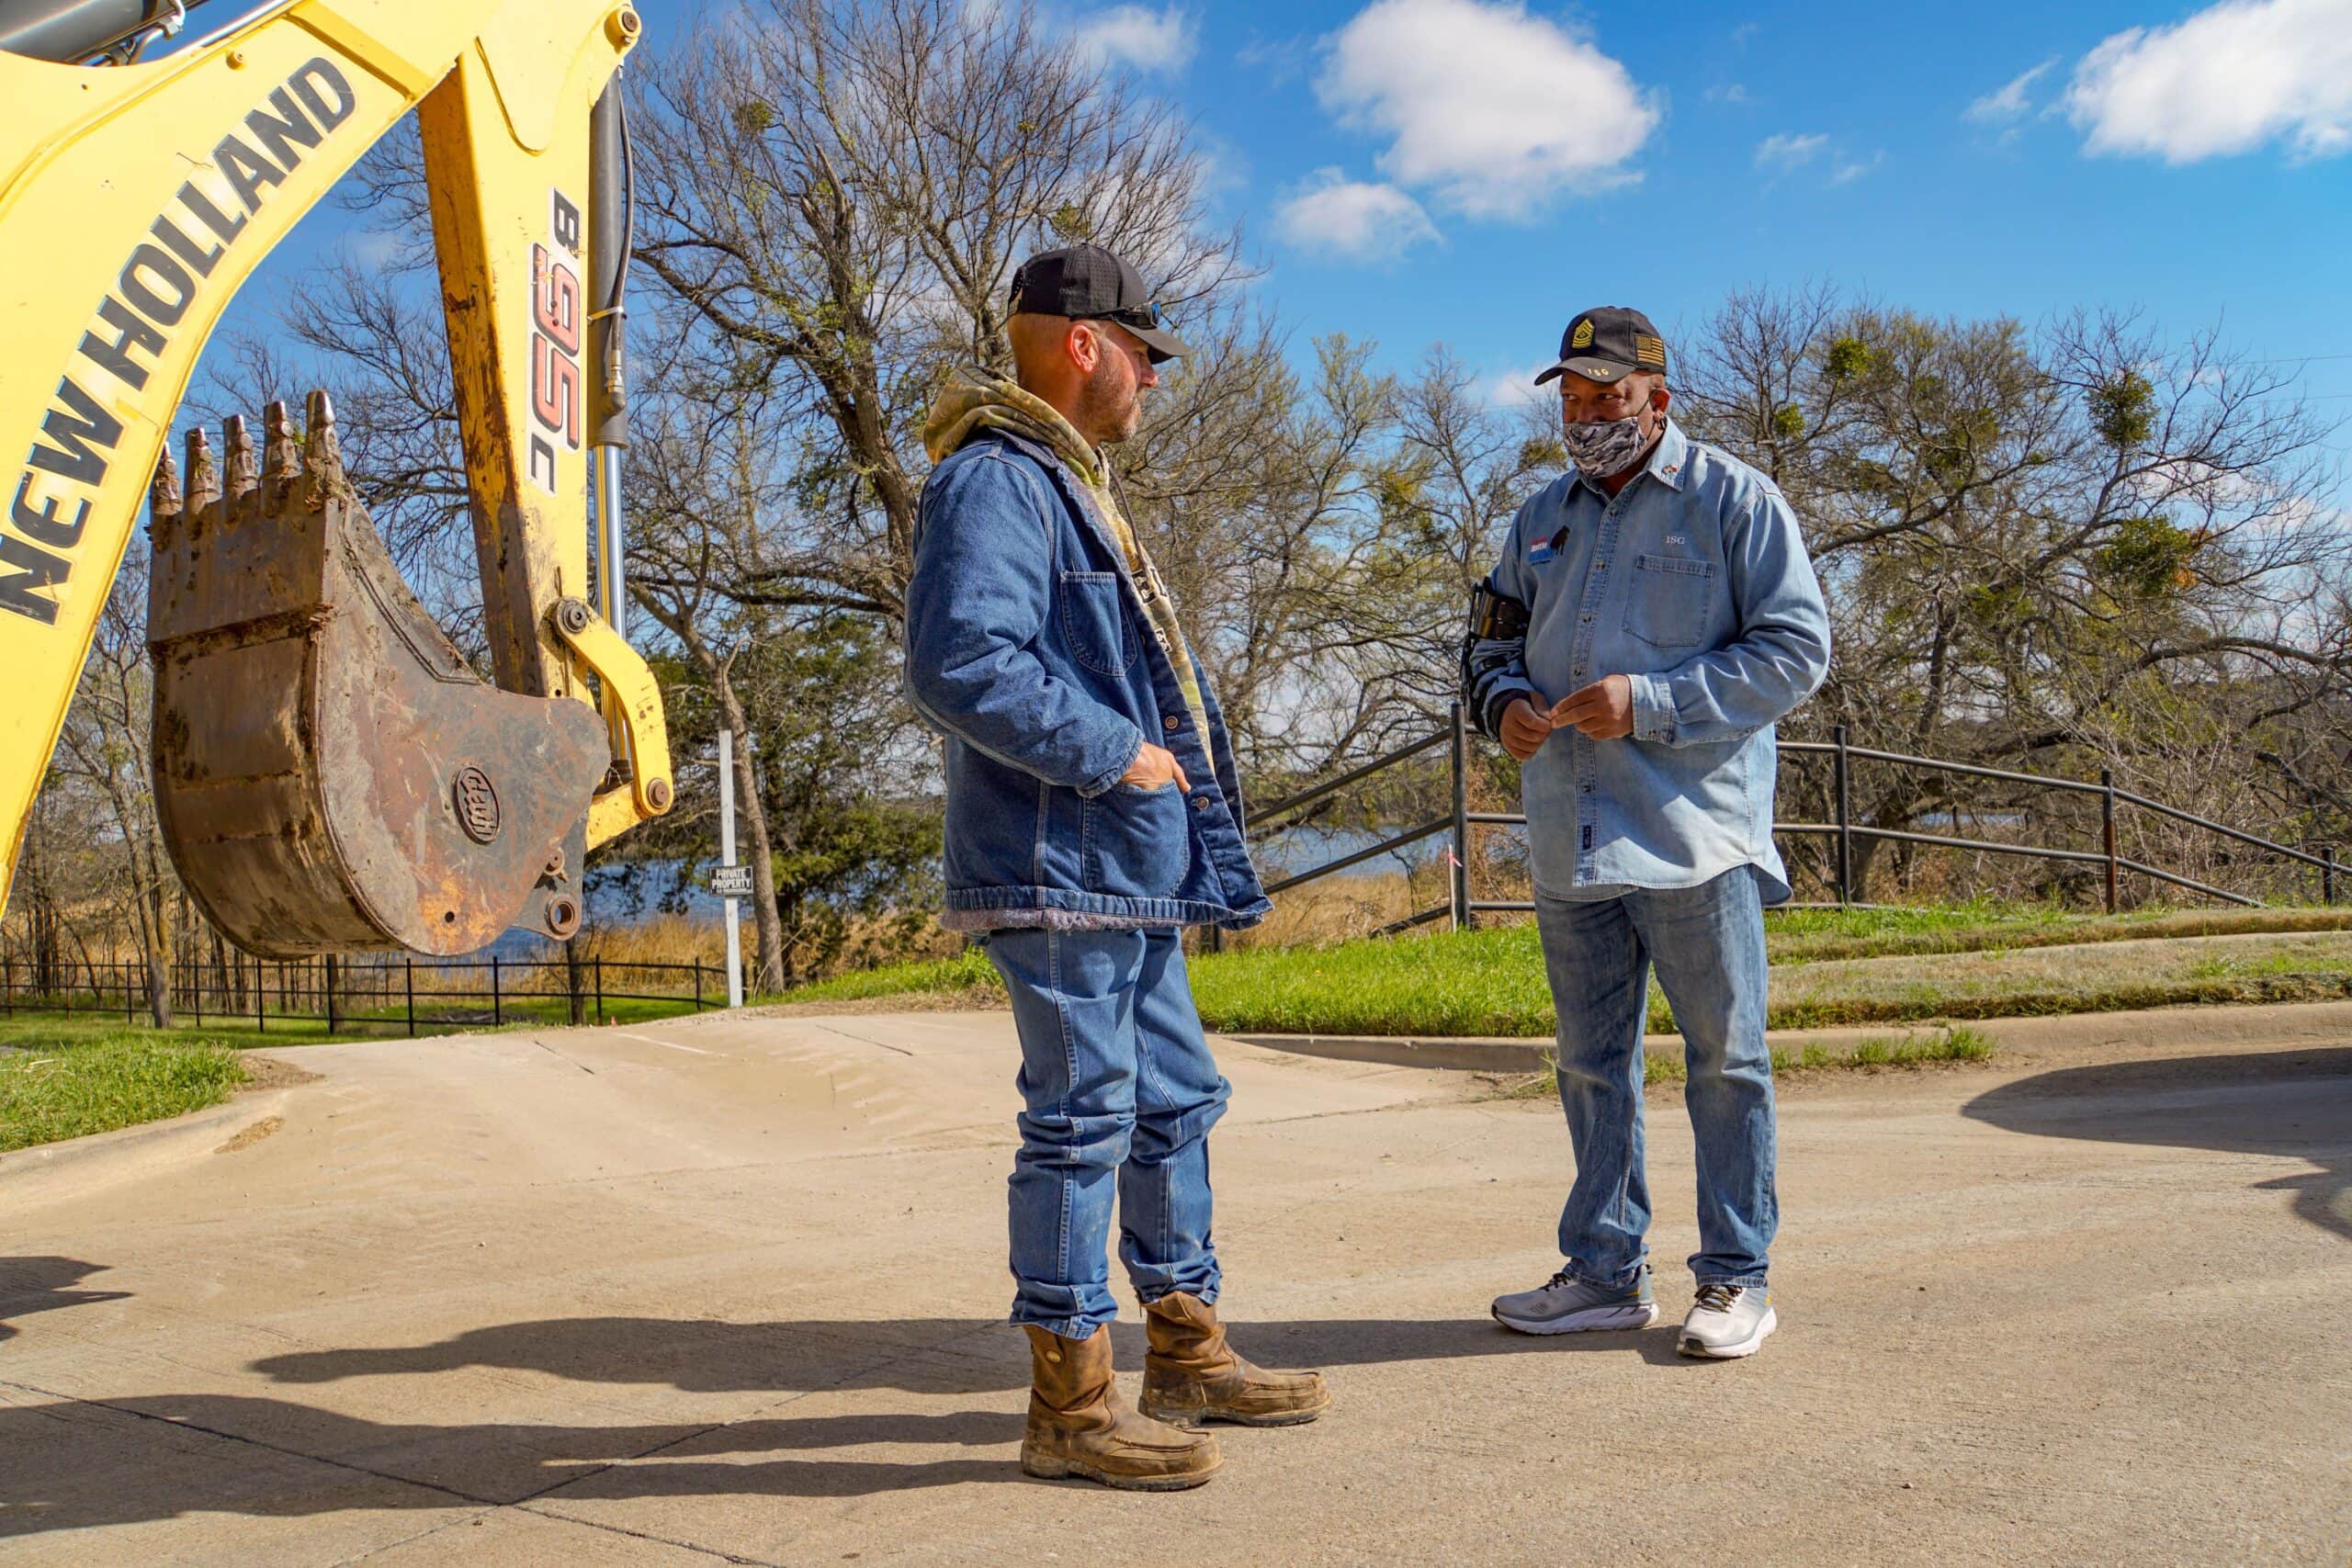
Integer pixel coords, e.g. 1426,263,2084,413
980,926,1229,1338
1534,866,1777,1290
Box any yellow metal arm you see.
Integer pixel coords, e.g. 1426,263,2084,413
0,0,668,932
551,595,674,848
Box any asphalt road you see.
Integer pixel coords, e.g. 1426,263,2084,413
3,1004,2347,1565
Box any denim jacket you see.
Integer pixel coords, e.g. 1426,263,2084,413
1464,420,1831,901
903,430,1271,931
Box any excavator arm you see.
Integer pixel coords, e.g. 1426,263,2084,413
0,0,673,957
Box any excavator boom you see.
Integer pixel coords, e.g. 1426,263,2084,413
0,0,673,954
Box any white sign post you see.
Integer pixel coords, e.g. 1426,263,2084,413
718,728,744,1008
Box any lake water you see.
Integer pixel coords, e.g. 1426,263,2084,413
482,827,1426,958
491,807,2036,955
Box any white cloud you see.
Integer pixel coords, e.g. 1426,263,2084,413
1237,31,1308,85
1316,0,1657,221
1754,132,1828,170
1965,59,2056,125
1831,151,1886,183
1705,82,1750,105
1272,169,1440,263
1072,4,1197,73
2065,0,2352,163
1484,364,1555,408
348,231,410,274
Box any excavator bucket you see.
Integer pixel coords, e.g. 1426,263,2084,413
145,393,608,959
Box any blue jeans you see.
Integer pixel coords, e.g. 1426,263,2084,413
1534,867,1777,1290
981,926,1229,1338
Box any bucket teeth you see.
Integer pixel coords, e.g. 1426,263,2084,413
150,448,182,521
144,388,610,959
223,414,258,504
263,399,300,487
185,427,219,513
303,389,344,489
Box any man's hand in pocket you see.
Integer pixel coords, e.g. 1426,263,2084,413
1121,741,1192,792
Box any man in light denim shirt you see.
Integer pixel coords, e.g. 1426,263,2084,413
1466,307,1830,1359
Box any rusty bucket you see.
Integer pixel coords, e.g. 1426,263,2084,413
146,393,607,958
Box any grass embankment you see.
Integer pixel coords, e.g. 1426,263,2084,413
0,995,716,1156
0,991,717,1051
1491,1025,1998,1097
0,1028,246,1154
775,902,2352,1036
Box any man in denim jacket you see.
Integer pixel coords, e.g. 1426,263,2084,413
904,245,1328,1492
1468,307,1831,1360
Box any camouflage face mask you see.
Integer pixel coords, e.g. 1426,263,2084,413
1561,412,1652,479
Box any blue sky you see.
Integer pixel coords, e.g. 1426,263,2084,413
1169,0,2352,402
216,0,2352,458
641,0,2352,448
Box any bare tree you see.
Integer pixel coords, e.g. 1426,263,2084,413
623,341,797,985
50,561,175,1024
629,0,1245,620
1679,287,2351,897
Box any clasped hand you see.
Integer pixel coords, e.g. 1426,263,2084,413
1499,674,1634,761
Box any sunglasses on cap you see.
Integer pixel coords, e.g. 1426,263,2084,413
1081,303,1165,333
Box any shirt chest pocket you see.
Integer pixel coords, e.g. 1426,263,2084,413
1059,570,1138,674
1623,553,1715,649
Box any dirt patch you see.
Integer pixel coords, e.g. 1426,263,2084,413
213,1115,283,1155
237,1054,322,1094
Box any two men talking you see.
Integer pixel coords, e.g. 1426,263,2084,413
903,249,1829,1491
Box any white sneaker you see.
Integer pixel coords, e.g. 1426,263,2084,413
1491,1264,1658,1335
1678,1282,1776,1359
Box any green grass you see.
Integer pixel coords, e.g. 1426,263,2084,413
775,908,2352,1037
773,949,1001,1005
0,991,714,1055
1758,901,2352,964
0,990,724,1154
0,1030,247,1154
0,1012,374,1053
1495,1025,1999,1098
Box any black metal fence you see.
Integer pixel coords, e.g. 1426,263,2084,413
1238,705,2340,940
0,951,722,1034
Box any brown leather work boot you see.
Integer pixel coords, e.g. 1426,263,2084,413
1020,1324,1222,1490
1139,1292,1332,1427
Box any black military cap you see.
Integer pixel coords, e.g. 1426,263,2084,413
1009,243,1194,363
1533,306,1668,386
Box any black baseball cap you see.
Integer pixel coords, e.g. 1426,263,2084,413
1533,306,1668,386
1009,243,1194,363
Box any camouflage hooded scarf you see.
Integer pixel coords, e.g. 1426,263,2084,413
922,366,1210,739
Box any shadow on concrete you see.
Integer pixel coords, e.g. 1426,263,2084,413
1962,1045,2352,1244
0,1311,1688,1537
250,1311,1688,1393
0,1257,130,1343
0,1394,1022,1537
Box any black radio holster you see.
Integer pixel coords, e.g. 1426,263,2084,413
1458,580,1531,734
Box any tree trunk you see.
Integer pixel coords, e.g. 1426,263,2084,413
131,867,171,1028
564,931,588,1026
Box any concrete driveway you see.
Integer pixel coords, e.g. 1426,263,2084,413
2,1006,2347,1565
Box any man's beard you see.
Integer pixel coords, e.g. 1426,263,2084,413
1074,366,1142,446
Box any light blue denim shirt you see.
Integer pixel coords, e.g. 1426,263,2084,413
1466,420,1830,902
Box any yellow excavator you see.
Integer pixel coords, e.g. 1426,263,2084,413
0,0,673,959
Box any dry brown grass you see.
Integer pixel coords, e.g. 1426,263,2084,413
574,909,965,984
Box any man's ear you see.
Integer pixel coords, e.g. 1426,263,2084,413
1068,321,1102,376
